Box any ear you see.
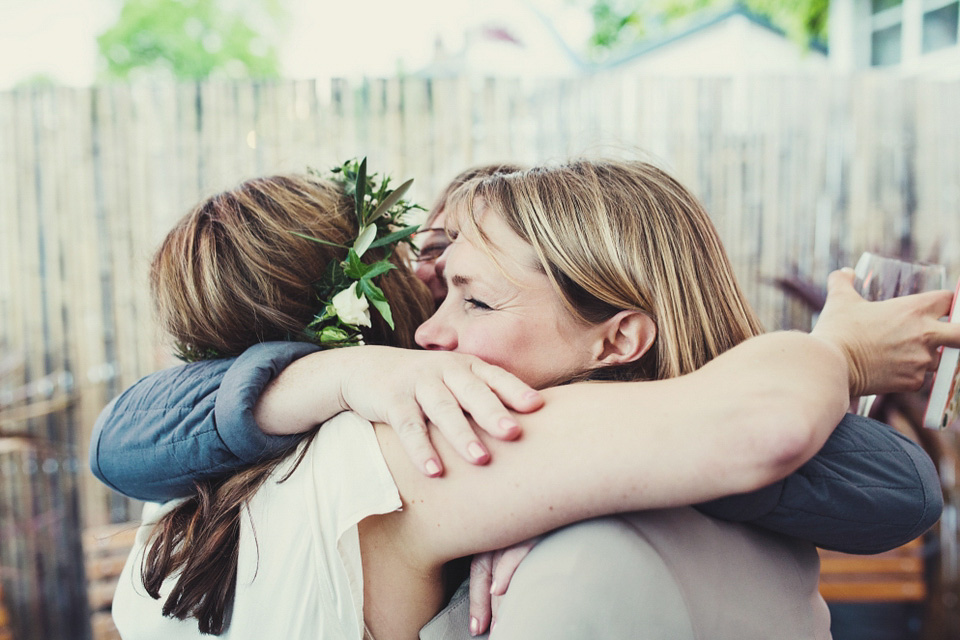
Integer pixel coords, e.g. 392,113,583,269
592,311,657,367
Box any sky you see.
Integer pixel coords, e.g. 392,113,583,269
0,0,591,88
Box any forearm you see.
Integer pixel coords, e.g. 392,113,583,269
382,331,851,565
252,347,362,435
90,342,318,501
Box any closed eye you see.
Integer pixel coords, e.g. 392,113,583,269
465,297,493,311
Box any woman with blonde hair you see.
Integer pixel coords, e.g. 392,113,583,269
106,159,956,639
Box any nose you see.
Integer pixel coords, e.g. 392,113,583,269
415,301,458,351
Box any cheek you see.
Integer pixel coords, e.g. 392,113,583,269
460,332,516,368
457,320,558,387
457,322,526,371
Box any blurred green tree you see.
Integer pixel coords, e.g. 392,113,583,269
14,73,61,88
583,0,828,60
97,0,284,81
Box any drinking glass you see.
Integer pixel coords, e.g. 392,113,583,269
852,252,947,416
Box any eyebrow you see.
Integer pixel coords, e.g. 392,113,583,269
450,274,471,287
416,227,447,235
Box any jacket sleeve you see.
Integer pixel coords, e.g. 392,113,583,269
696,413,943,554
89,342,320,502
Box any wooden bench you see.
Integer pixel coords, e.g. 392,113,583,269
818,538,926,602
0,584,12,640
84,522,139,640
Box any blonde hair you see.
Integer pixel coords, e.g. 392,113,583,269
452,159,764,382
151,173,433,356
425,163,524,226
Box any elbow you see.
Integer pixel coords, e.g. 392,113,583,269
734,391,846,492
89,401,118,491
904,445,944,544
752,416,819,485
706,331,850,493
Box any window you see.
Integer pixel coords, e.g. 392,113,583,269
872,24,904,64
870,0,904,66
872,0,902,12
922,1,959,52
857,0,960,67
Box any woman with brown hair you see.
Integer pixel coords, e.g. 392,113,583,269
108,160,957,639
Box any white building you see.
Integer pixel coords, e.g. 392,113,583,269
412,1,590,79
601,5,828,76
830,0,960,75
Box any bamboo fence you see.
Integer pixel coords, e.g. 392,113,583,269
0,72,958,639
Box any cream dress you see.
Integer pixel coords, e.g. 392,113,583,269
112,412,401,640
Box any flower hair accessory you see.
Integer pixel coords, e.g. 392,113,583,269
295,158,421,347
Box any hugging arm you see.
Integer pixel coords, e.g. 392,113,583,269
90,342,316,501
91,344,541,501
695,274,952,552
92,353,942,549
362,330,854,614
697,413,942,553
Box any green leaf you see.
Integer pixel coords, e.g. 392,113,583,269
343,248,369,279
290,231,348,249
315,260,350,298
369,224,419,249
353,224,377,258
361,260,397,280
368,178,414,223
359,277,387,302
354,157,367,224
369,297,394,329
359,279,394,329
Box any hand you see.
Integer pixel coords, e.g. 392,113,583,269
812,269,960,397
339,347,543,476
468,537,542,636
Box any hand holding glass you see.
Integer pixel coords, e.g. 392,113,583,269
852,252,946,415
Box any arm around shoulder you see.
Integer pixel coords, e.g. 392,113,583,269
697,413,943,552
90,342,317,501
374,331,852,567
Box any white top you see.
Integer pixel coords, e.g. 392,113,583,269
112,412,402,640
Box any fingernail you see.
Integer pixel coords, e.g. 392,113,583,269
470,616,479,636
499,417,519,435
489,580,499,595
524,390,541,402
468,441,489,462
425,459,442,476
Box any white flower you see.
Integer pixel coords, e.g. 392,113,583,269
331,283,371,327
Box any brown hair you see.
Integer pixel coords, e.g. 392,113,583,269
142,173,433,634
151,173,430,356
452,159,764,383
